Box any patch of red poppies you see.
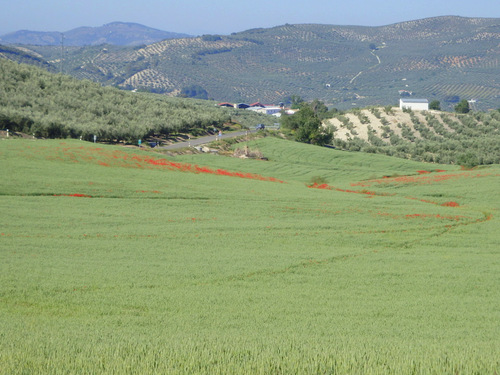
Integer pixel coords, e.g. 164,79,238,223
54,193,92,198
307,183,380,196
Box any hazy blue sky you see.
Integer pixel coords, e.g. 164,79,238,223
1,0,499,36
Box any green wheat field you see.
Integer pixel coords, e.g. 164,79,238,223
1,137,499,374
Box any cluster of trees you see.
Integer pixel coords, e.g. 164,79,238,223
0,59,269,142
280,98,336,146
178,85,209,100
454,99,470,114
431,99,473,114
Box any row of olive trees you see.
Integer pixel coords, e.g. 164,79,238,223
0,59,237,142
331,109,500,166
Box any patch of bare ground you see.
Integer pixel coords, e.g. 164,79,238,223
393,109,424,139
326,117,348,139
346,113,369,139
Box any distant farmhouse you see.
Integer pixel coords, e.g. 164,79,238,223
400,98,429,111
218,102,297,117
250,106,282,116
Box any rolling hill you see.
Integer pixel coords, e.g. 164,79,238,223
324,106,500,164
10,16,498,110
0,59,276,142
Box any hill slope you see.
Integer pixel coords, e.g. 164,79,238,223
324,106,500,164
16,16,500,109
0,59,276,142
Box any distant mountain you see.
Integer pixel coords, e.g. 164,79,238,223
0,22,191,46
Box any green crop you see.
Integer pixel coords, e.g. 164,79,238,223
1,138,499,374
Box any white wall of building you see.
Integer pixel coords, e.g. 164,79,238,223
400,99,429,111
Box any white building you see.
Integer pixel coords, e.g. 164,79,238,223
400,98,429,111
250,106,283,116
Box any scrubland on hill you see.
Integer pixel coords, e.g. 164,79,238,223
1,136,499,374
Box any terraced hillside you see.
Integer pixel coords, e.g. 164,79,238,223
9,16,500,109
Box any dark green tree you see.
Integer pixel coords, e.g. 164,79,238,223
283,95,305,109
179,85,208,100
455,99,470,113
429,100,441,110
281,104,332,146
309,99,329,119
456,151,479,168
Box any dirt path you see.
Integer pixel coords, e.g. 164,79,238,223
161,130,257,150
350,50,381,84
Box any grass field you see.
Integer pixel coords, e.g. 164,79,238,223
1,137,499,374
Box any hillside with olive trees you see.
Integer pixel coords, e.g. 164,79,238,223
10,16,499,110
1,57,499,167
324,106,500,165
0,59,274,142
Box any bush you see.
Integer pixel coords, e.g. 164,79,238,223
456,152,479,168
455,100,470,114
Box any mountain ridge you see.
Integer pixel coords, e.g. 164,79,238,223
0,22,191,46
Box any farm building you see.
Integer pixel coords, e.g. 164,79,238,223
249,106,283,116
250,102,265,108
400,98,429,111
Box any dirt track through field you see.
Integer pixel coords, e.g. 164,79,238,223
161,130,257,150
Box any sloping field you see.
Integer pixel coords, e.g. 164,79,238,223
1,138,499,374
328,108,456,142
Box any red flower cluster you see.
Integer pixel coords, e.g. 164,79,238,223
47,146,285,184
441,201,459,207
307,183,379,196
405,213,465,221
53,193,92,198
130,154,284,182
